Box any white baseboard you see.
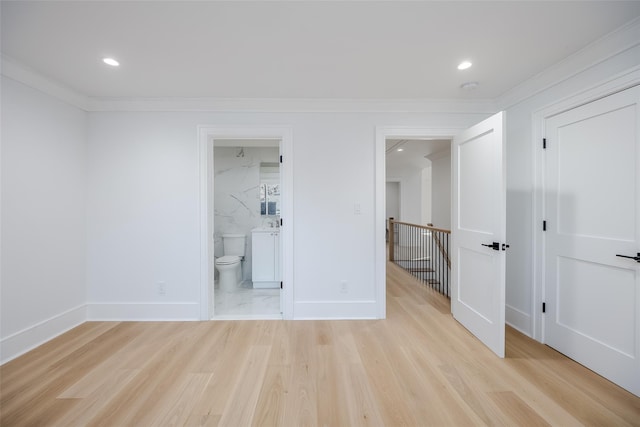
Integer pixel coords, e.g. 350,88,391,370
252,281,279,289
0,304,87,365
294,300,378,319
506,304,532,337
87,302,200,321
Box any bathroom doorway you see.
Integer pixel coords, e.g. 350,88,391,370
198,126,294,320
212,140,281,319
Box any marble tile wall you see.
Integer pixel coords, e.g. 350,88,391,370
214,146,279,281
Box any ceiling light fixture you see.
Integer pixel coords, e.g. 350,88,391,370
397,148,404,152
457,61,472,70
102,57,120,67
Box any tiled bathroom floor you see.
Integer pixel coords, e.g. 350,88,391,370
212,281,281,319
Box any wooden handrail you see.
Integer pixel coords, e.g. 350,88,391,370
388,218,451,268
432,231,451,269
390,220,451,235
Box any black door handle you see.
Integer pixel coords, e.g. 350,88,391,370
616,253,640,263
482,242,500,251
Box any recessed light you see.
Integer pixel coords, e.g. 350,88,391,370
460,81,479,91
457,61,472,70
397,148,404,152
102,57,120,67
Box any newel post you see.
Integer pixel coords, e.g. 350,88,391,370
388,217,395,262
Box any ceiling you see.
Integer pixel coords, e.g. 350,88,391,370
386,139,450,173
2,1,640,100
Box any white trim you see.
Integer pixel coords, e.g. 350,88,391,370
198,125,294,320
211,314,283,321
0,304,87,365
87,97,497,114
293,301,378,320
375,126,464,319
86,303,200,321
1,54,90,110
531,68,640,343
497,17,640,110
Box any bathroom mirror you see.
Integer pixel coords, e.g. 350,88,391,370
260,162,280,216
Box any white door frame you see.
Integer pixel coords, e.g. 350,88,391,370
532,67,640,341
198,125,294,320
375,126,464,318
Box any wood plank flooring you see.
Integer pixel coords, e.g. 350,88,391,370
2,262,639,426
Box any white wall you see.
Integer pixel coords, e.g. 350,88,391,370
503,42,640,336
386,167,427,225
85,113,202,319
385,181,400,221
421,167,432,225
430,152,451,229
85,111,484,319
1,77,87,363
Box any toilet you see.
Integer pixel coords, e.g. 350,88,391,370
215,234,246,292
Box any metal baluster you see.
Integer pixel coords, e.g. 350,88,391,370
432,229,436,291
437,230,440,292
437,231,441,294
439,231,442,294
446,234,449,297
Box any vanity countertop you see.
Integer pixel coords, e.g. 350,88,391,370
252,227,280,232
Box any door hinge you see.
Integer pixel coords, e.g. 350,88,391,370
280,218,283,226
280,281,283,289
543,138,547,149
543,220,547,231
542,302,546,313
280,155,283,163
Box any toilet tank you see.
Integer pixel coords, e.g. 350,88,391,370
222,234,246,257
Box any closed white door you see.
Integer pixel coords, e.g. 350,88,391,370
544,86,640,396
452,112,507,358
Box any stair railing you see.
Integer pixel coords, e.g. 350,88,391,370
388,218,451,298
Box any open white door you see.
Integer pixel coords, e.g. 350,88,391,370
451,112,506,357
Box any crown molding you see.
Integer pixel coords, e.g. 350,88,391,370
86,96,497,114
496,16,640,110
1,54,90,111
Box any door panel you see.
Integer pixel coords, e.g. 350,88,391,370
459,131,498,234
555,104,636,240
557,256,636,356
458,247,496,321
545,85,640,396
452,111,506,358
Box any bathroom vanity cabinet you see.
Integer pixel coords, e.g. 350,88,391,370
251,228,280,288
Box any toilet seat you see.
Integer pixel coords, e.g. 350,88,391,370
216,255,240,265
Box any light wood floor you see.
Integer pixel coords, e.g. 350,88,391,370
2,262,639,426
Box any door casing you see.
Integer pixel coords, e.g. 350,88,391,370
198,125,294,320
375,126,466,318
532,68,640,342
